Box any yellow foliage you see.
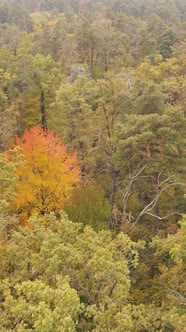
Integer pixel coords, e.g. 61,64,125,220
10,126,80,221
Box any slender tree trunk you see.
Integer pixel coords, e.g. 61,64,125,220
104,60,108,72
40,90,47,130
17,97,24,137
150,205,159,278
23,14,28,32
109,167,120,229
152,206,159,237
89,46,94,78
104,51,108,72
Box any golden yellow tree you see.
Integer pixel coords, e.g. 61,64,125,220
11,126,80,221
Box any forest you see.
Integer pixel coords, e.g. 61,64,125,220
0,0,186,331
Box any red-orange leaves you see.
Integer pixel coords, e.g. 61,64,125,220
12,126,80,220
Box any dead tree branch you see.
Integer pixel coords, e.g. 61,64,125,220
124,174,183,234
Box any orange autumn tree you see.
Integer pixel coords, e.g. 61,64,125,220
11,126,80,220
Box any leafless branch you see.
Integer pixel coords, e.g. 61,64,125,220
65,269,94,304
120,163,147,216
145,212,181,220
124,174,183,234
161,284,186,306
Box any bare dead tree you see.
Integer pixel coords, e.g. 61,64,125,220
123,173,183,234
107,158,183,233
119,163,147,226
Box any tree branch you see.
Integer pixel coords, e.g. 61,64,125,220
124,174,183,234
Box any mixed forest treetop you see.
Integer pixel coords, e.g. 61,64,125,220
0,0,186,63
0,0,186,331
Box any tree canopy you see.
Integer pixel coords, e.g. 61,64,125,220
0,0,186,330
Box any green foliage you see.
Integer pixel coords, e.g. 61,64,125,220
0,212,144,331
66,182,111,230
0,148,22,213
157,29,178,58
1,213,186,330
152,215,186,307
0,277,81,332
0,1,186,330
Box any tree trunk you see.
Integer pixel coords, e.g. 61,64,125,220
150,205,159,278
40,90,47,130
89,46,94,78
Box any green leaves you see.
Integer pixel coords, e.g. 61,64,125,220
0,148,22,213
0,213,144,331
0,277,81,332
152,215,186,308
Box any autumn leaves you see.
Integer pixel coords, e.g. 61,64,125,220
9,125,80,222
